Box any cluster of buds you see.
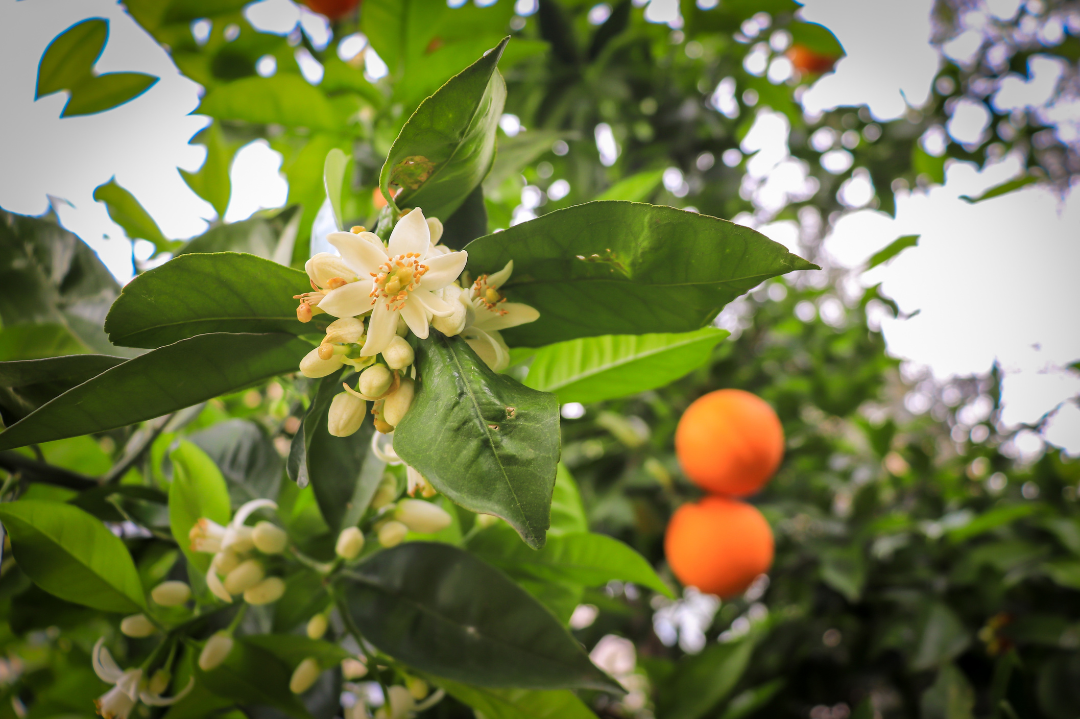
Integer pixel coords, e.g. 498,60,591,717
188,499,288,605
372,498,453,548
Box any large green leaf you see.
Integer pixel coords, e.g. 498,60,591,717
911,603,971,672
180,122,235,219
462,202,816,346
287,370,384,532
0,333,309,451
549,463,587,537
523,327,727,404
0,354,124,425
94,180,174,253
63,72,158,118
323,148,350,232
393,333,560,549
342,542,620,692
169,441,232,575
196,639,312,719
105,253,321,348
595,169,665,202
0,500,145,613
435,679,598,719
175,207,300,263
198,74,342,132
380,38,508,219
657,638,756,719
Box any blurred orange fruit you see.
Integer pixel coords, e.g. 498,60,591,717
665,496,774,598
303,0,360,20
675,389,784,497
786,44,838,75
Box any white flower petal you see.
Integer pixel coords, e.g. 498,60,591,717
92,638,124,683
141,677,195,706
414,290,454,318
401,299,430,339
388,208,430,257
206,559,234,604
371,431,402,465
419,250,468,290
426,217,443,244
318,282,374,319
463,327,509,371
116,669,144,700
474,302,540,332
232,499,277,528
487,260,514,289
361,304,398,356
329,232,388,276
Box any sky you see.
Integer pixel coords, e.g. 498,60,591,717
0,0,1076,455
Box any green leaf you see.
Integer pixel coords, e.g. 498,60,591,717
323,148,350,232
524,328,727,404
595,169,665,202
342,542,621,692
180,123,235,218
36,18,107,98
920,663,975,719
287,369,384,532
819,544,867,603
549,463,588,537
105,252,322,348
93,179,173,253
196,639,312,719
243,635,350,668
278,134,351,265
462,202,817,346
0,354,124,425
439,184,489,251
176,207,301,263
866,235,919,270
718,680,785,719
0,333,310,451
169,441,232,576
788,20,844,57
435,679,599,719
484,130,570,194
272,569,329,632
959,175,1039,204
63,71,158,117
0,500,145,613
198,75,342,132
0,324,90,361
912,603,971,672
657,638,756,719
380,38,508,219
394,333,560,549
189,419,283,504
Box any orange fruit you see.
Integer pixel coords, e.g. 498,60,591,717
786,44,839,75
675,389,784,497
303,0,360,20
665,496,774,598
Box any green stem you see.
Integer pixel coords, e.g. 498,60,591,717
332,586,391,705
226,603,248,633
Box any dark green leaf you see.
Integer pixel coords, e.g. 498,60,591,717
169,441,233,576
394,333,560,549
198,75,343,132
718,680,785,719
197,639,312,719
524,328,727,404
189,419,283,504
36,18,107,98
595,169,665,202
272,569,329,632
658,638,755,719
920,663,975,719
105,253,322,348
435,678,599,719
0,354,124,425
549,463,587,537
0,333,310,451
243,635,350,668
788,21,845,57
912,604,971,672
63,71,158,117
176,207,301,263
819,544,867,603
69,485,167,523
0,500,145,613
381,38,508,219
0,324,90,361
866,235,919,270
343,542,620,692
93,179,173,252
439,184,489,251
462,202,817,346
180,123,235,218
959,176,1039,204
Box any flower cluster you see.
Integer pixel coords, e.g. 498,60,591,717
92,639,192,719
188,499,288,604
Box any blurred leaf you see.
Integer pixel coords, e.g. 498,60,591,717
198,75,343,132
912,604,971,672
36,18,107,98
394,334,560,550
323,148,350,232
959,175,1038,204
0,500,145,613
657,637,755,719
435,679,598,719
1037,652,1080,719
180,122,235,218
69,484,167,523
189,419,283,504
0,333,310,451
946,503,1042,543
717,680,785,719
105,253,321,348
0,354,123,425
484,130,569,194
169,441,232,576
439,184,489,251
243,635,350,668
0,324,89,361
921,663,975,719
343,542,621,692
93,179,174,253
272,569,329,633
595,169,665,202
381,38,508,219
550,463,588,537
463,202,816,346
176,206,301,262
278,134,350,265
196,639,312,719
819,544,867,603
524,328,727,404
588,0,631,61
788,21,845,57
866,234,919,270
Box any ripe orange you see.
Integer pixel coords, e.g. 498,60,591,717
675,389,784,497
303,0,360,20
786,44,839,75
665,496,774,598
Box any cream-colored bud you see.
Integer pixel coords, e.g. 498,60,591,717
336,526,365,560
243,576,286,605
395,314,409,337
120,614,156,638
476,513,500,528
306,614,328,640
290,657,321,694
381,377,415,427
426,217,443,244
148,669,171,695
383,336,415,370
225,525,255,554
387,686,416,719
306,253,356,288
214,550,241,575
371,475,399,509
252,521,288,554
406,676,429,700
378,521,408,548
328,392,366,437
395,499,452,534
198,632,234,671
150,580,191,607
300,348,344,378
325,317,366,345
359,364,393,397
341,657,368,680
431,286,468,337
224,559,265,595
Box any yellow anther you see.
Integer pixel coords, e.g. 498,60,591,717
318,344,335,360
297,303,312,323
350,226,366,234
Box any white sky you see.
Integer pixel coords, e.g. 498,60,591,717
0,0,1076,454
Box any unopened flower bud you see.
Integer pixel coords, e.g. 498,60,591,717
297,302,313,323
371,475,399,509
386,686,416,718
300,348,343,378
382,377,415,427
406,676,429,700
427,217,444,244
336,526,365,560
359,364,393,397
307,253,356,288
290,657,321,694
148,669,171,695
224,559,265,595
198,632,234,671
252,521,288,554
431,287,467,336
396,314,409,337
383,336,415,370
150,580,191,607
341,657,368,680
225,525,255,554
378,521,408,548
307,614,328,640
395,499,452,534
120,614,156,638
244,576,286,605
325,317,366,344
328,392,366,437
214,550,241,575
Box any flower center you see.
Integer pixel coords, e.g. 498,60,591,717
472,275,508,316
370,253,428,311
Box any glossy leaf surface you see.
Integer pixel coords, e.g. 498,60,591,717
198,75,342,132
169,441,232,575
0,354,124,425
